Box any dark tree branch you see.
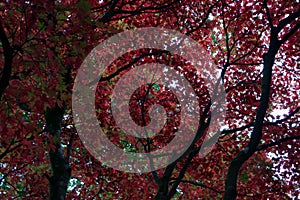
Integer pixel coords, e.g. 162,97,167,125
99,0,119,23
114,0,180,19
0,20,13,100
224,45,276,198
0,141,22,161
186,1,220,36
154,99,211,199
173,179,222,193
223,7,299,200
276,9,300,32
45,105,71,200
88,50,169,86
221,1,231,67
98,0,180,23
152,5,222,189
279,22,300,45
263,0,273,28
256,134,300,151
221,106,300,135
167,151,197,199
66,131,75,162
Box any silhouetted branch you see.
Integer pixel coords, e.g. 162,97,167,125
256,134,300,151
0,20,13,100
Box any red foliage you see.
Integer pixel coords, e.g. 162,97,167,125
0,0,299,199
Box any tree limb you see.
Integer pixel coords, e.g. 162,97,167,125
256,134,300,151
0,20,13,100
173,179,222,193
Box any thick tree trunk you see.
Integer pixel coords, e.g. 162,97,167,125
48,150,71,200
154,175,171,200
45,105,71,200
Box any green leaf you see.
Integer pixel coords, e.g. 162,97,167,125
152,84,160,92
211,33,219,44
241,171,249,183
22,112,31,122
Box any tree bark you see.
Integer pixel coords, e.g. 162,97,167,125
45,105,71,200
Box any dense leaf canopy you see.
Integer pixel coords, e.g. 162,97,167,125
0,0,299,199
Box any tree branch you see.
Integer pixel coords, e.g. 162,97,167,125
224,8,283,198
66,131,75,162
256,134,300,151
279,21,300,45
0,141,21,161
277,9,300,32
263,0,273,28
221,106,300,135
0,20,13,100
45,105,71,200
173,179,222,193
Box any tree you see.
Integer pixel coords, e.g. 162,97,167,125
0,0,299,199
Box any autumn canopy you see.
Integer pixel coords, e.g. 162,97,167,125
0,0,299,199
